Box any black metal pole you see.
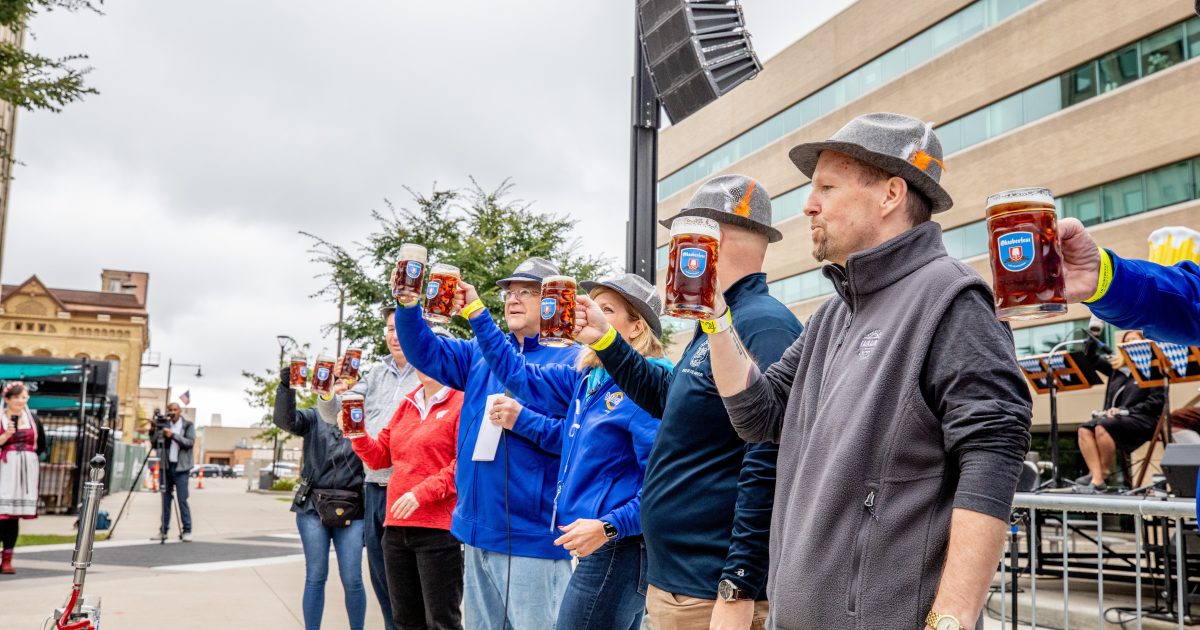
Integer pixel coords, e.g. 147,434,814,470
71,359,90,514
1010,517,1019,630
163,359,173,410
627,5,659,283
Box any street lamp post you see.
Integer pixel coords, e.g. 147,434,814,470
272,335,296,484
163,359,203,410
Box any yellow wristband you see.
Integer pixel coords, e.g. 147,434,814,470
700,308,733,334
461,298,486,319
590,326,618,351
1083,247,1113,304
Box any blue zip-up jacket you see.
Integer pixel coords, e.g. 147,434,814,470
595,272,802,600
1088,250,1200,345
468,309,669,540
393,304,578,559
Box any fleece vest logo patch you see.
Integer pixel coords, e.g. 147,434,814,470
858,330,882,359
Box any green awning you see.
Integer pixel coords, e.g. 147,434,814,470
28,396,100,412
0,364,81,379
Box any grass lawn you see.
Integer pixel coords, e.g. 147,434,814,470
17,533,109,547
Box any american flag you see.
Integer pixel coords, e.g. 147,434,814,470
179,390,191,405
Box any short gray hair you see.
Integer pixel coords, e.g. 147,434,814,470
849,157,931,226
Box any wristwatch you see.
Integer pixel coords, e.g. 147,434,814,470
717,579,751,602
602,521,618,540
925,611,965,630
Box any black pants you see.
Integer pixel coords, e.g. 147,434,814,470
381,526,464,630
0,519,18,550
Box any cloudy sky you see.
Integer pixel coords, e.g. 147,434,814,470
7,1,852,427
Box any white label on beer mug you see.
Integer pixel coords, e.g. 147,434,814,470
300,366,308,378
350,357,360,369
997,232,1035,273
540,297,557,320
426,280,440,299
680,247,708,278
405,261,423,279
316,367,331,381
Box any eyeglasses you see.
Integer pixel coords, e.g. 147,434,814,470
499,288,539,302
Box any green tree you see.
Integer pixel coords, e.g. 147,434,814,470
0,0,102,158
305,179,614,358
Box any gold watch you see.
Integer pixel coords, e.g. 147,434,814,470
925,611,965,630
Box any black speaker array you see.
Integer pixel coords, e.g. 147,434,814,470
637,0,761,123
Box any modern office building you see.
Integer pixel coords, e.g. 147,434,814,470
655,0,1200,450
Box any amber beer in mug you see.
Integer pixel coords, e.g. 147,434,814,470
339,346,364,382
986,187,1068,321
312,354,337,397
665,216,720,319
424,263,460,323
288,353,308,390
340,393,366,438
539,275,577,347
393,243,428,306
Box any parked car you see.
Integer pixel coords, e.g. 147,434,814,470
188,464,223,478
231,464,245,478
268,462,299,478
219,465,235,478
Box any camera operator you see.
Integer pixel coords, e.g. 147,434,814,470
157,402,195,542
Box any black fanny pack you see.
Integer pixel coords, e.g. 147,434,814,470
310,488,363,528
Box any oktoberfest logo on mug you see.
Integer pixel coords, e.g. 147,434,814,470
316,367,330,381
426,280,441,300
350,357,360,370
350,407,364,423
680,248,708,278
540,298,557,320
405,261,423,279
997,232,1035,272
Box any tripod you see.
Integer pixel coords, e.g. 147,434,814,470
106,425,183,542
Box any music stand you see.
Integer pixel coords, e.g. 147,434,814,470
1019,344,1103,489
1123,340,1200,487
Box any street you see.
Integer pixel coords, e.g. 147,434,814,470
1,478,388,629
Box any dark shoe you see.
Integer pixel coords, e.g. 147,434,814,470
151,532,167,543
1,548,14,574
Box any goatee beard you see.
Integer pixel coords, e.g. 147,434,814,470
812,235,828,262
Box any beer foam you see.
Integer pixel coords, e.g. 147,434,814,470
986,187,1053,209
1147,226,1200,265
541,275,576,286
670,215,720,239
399,243,428,263
341,392,364,402
430,262,460,276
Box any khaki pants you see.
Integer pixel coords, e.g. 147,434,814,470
645,584,769,629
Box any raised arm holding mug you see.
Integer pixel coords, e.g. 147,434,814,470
704,113,1032,630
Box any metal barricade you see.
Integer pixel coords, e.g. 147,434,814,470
994,492,1197,629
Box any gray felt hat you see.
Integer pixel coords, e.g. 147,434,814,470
788,112,953,213
579,273,663,338
496,256,561,289
659,174,783,243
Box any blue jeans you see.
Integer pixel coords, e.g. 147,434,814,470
557,536,647,630
159,463,191,535
363,483,397,630
463,544,572,630
296,511,366,630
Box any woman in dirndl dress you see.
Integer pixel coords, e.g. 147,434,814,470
0,382,47,574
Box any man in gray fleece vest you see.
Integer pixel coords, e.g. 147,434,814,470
704,113,1032,630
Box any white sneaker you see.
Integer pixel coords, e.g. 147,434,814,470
181,532,193,542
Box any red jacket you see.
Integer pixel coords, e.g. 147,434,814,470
351,384,462,530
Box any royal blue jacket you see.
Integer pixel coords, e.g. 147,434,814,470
596,273,802,600
468,309,668,540
1089,250,1200,345
393,304,578,559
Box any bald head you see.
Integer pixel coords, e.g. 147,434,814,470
715,221,770,289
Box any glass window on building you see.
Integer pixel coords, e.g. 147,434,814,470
958,0,986,40
1101,174,1146,222
906,29,934,68
1194,158,1200,200
959,108,989,148
988,92,1023,139
1141,23,1186,76
773,184,812,225
1097,45,1139,94
1145,161,1194,211
1188,17,1200,58
1012,319,1089,358
1061,189,1103,227
938,119,963,155
1021,78,1061,124
942,220,988,260
1062,61,1098,106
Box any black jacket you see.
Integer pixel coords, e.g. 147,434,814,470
273,379,363,514
1099,362,1165,430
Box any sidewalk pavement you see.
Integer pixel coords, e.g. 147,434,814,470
1,477,389,629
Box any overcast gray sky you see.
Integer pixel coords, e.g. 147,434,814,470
7,0,853,427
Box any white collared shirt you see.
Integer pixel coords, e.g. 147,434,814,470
169,417,183,463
